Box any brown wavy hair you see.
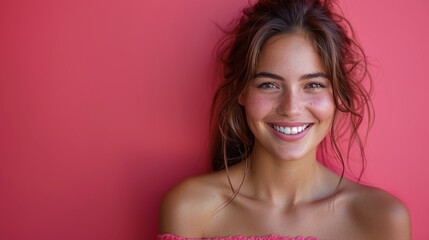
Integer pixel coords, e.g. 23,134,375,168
210,0,373,185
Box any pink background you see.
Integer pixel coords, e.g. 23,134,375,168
1,0,428,239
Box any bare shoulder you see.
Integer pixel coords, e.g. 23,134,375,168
341,181,411,239
159,170,230,237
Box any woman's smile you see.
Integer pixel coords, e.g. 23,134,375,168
270,123,311,135
267,122,314,143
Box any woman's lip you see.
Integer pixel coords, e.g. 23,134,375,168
268,123,312,141
268,122,313,127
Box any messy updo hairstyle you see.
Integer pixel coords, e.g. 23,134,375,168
210,0,373,184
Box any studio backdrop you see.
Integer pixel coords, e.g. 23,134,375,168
0,0,428,239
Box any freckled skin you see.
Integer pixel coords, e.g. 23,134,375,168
240,33,335,162
159,32,411,240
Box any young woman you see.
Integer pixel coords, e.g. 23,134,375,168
158,0,411,239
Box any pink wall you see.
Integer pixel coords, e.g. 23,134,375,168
0,0,428,239
342,1,429,238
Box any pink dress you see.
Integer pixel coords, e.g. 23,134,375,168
157,233,318,240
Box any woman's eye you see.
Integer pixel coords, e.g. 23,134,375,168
306,82,325,89
257,82,278,89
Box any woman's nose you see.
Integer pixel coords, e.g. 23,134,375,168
277,89,303,116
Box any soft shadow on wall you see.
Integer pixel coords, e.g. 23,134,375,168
125,153,208,239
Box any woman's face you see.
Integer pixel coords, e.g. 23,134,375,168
240,32,335,162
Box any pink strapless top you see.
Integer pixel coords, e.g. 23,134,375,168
157,233,318,240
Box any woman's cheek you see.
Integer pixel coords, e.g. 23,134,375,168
307,93,335,120
245,95,277,120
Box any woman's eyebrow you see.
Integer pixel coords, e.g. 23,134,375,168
300,72,328,80
254,71,328,80
254,72,284,81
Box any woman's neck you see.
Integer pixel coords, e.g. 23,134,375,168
243,148,327,208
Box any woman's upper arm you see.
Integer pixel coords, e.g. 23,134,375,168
353,188,411,240
382,199,412,239
159,177,215,237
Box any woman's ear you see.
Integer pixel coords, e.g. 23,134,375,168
238,91,246,106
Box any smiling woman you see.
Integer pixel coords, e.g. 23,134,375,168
157,0,411,239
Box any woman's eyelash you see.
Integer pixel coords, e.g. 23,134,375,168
257,82,278,89
256,82,326,89
306,82,325,89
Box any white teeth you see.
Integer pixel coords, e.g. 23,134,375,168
272,124,309,135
